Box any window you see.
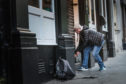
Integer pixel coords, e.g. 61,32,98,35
43,0,52,12
28,0,53,12
28,0,39,8
28,0,56,45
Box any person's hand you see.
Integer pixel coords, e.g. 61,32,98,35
74,51,80,57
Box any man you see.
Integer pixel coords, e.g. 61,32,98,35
74,25,106,71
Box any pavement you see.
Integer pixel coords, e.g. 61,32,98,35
43,51,126,84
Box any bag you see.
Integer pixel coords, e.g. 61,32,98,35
56,57,75,80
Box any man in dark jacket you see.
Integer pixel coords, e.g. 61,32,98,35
74,25,106,71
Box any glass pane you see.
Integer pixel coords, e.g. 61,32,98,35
28,0,39,8
91,0,95,24
43,0,52,12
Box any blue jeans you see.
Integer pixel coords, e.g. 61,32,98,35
82,40,105,69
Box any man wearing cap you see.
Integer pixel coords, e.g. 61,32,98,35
74,25,106,71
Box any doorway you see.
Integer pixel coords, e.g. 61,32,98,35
73,0,97,68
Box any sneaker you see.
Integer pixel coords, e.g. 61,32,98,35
99,67,106,71
78,67,88,71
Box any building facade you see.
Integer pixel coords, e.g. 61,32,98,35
0,0,126,84
107,0,125,55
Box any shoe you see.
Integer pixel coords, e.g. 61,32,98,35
99,67,106,71
78,67,88,71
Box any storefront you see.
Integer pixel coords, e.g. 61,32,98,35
1,0,125,84
0,0,75,84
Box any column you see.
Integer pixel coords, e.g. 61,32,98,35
56,0,75,71
8,0,40,84
106,0,116,57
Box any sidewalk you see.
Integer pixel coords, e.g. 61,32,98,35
43,51,126,84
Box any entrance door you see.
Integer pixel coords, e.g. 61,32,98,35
88,0,96,30
28,0,56,45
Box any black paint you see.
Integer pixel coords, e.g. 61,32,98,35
37,45,56,82
16,0,29,28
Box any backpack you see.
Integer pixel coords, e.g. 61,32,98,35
56,57,75,80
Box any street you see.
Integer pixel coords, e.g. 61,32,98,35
44,51,126,84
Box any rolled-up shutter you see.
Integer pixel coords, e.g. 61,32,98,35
67,0,74,38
